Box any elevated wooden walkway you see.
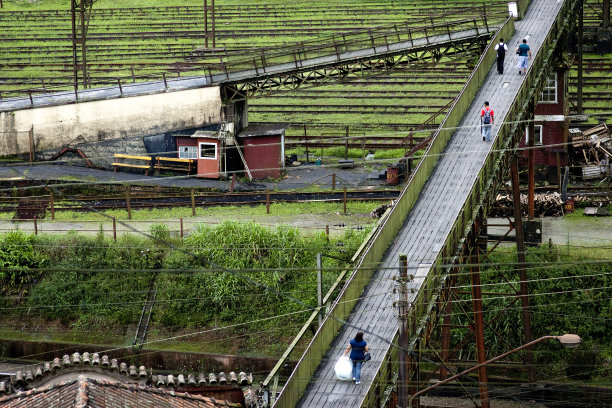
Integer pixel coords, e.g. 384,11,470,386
281,0,572,407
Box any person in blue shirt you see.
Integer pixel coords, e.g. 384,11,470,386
516,39,532,75
343,331,369,384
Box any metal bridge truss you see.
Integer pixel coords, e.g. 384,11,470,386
221,37,489,104
220,25,496,104
382,3,580,406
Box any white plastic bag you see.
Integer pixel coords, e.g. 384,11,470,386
334,356,353,380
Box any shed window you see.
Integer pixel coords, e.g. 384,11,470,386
179,145,197,159
539,73,557,103
199,142,217,159
525,125,543,145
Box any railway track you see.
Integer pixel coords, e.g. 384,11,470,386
2,189,400,216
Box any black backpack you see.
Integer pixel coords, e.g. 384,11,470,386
497,43,506,58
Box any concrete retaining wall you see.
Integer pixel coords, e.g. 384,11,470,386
0,86,224,157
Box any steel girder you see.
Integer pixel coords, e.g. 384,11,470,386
220,34,491,104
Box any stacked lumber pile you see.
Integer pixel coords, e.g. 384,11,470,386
570,123,612,180
490,192,564,217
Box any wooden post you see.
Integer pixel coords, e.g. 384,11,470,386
34,216,38,235
50,192,55,220
317,253,323,327
303,124,309,163
28,126,34,165
113,217,117,241
343,187,347,214
556,152,562,194
345,126,349,160
362,137,366,160
191,188,196,216
325,225,329,241
230,173,236,193
180,218,184,238
125,185,132,220
266,189,270,214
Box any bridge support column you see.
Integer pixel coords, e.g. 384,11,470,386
439,299,453,380
511,157,536,382
470,217,490,408
527,100,536,220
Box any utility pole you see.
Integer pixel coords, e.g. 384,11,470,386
511,157,536,382
397,254,416,408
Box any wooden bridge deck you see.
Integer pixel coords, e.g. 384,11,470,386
296,0,565,406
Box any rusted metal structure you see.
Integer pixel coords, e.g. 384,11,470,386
204,0,216,48
218,15,501,104
71,0,97,92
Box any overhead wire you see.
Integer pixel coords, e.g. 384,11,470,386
1,113,608,400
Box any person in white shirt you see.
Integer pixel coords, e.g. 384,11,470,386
494,38,508,74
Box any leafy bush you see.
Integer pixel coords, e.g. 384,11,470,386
17,221,367,336
0,231,47,291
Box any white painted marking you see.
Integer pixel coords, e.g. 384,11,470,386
503,82,510,88
416,263,433,278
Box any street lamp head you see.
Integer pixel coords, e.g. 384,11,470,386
555,334,582,348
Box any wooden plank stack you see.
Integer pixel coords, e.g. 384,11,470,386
570,123,612,180
490,192,564,217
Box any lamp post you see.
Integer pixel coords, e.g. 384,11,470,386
407,334,581,407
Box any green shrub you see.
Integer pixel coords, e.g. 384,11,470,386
0,231,47,291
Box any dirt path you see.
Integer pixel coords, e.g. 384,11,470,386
488,216,612,246
0,212,378,239
4,214,611,246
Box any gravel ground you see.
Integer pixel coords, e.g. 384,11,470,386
488,216,612,246
0,161,387,191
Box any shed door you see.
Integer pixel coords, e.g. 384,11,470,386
197,141,220,179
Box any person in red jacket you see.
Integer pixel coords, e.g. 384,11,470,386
480,101,494,142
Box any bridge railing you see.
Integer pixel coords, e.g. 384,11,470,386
269,12,515,408
214,11,509,83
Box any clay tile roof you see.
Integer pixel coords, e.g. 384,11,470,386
0,376,242,408
0,351,252,396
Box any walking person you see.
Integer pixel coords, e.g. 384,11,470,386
480,101,494,142
343,331,369,384
516,38,532,75
495,38,508,74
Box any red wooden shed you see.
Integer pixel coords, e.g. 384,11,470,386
175,130,224,179
237,126,286,179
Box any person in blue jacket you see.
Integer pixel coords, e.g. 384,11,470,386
343,331,369,384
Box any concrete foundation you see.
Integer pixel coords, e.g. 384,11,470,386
0,86,224,157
